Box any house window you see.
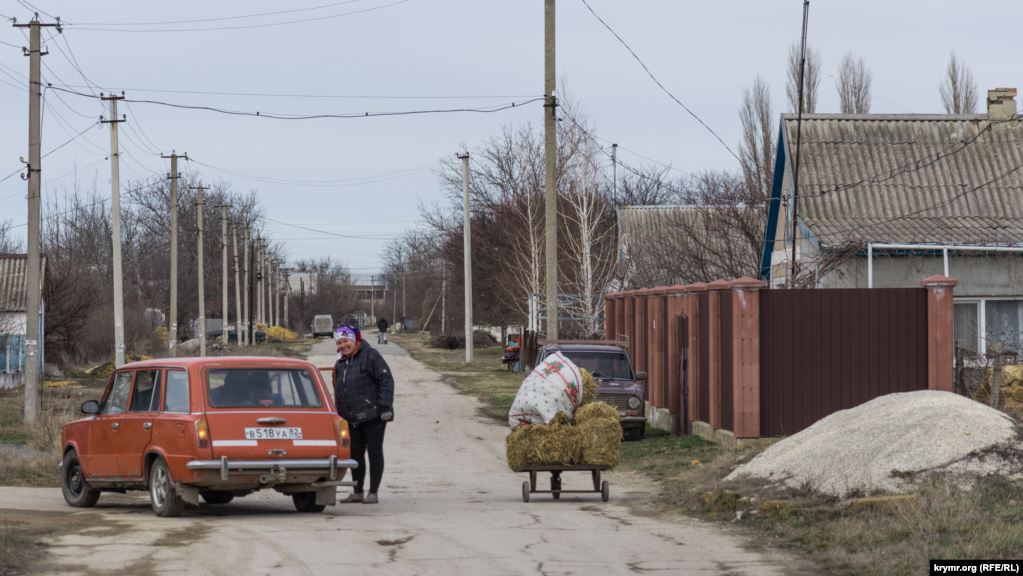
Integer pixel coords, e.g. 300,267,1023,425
954,298,1023,357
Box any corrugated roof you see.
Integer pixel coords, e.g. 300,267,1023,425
782,114,1023,248
0,254,44,313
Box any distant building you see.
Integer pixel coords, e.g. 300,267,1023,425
0,254,45,386
288,271,318,296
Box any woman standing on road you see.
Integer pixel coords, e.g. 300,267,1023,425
333,325,395,504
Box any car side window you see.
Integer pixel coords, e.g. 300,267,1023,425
164,370,190,413
129,370,161,412
103,372,133,415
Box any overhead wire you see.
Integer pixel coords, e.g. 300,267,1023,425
190,158,439,188
66,0,410,33
68,0,363,27
47,85,544,120
578,0,741,163
43,83,540,101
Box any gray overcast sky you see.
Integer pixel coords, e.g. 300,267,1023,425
2,0,1022,279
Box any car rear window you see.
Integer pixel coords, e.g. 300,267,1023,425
562,351,634,380
206,368,323,409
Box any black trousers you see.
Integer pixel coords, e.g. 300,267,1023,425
349,417,387,494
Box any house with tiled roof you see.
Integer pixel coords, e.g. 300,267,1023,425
761,88,1023,356
0,254,45,385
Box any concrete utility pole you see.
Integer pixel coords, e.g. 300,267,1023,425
282,267,290,331
193,185,208,356
370,275,375,324
241,226,250,345
273,260,280,326
459,151,474,363
161,151,186,355
402,270,406,320
543,0,559,342
392,273,397,329
220,204,229,345
16,15,60,424
102,92,127,366
256,239,263,325
232,223,241,346
441,260,446,334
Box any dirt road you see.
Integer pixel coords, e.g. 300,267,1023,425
0,339,794,575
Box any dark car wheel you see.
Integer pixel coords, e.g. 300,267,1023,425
200,491,235,505
149,457,186,517
61,450,100,508
292,492,326,513
623,427,645,442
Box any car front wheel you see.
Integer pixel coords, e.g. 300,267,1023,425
149,457,186,517
623,426,645,442
61,450,100,508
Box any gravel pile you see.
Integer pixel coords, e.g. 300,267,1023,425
726,390,1023,497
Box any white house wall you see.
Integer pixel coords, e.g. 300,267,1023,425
819,254,1023,297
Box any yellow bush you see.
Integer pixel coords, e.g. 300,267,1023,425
266,326,298,343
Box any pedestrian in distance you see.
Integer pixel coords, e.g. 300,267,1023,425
333,325,394,504
377,317,389,344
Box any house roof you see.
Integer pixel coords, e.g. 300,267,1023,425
0,254,45,313
617,205,760,286
780,113,1023,248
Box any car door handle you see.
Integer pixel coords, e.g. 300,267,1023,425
111,422,119,430
143,422,152,430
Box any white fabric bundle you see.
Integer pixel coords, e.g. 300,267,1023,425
507,352,584,429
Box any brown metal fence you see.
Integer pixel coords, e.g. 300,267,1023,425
759,288,929,436
719,291,734,432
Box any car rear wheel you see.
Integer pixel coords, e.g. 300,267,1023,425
200,491,235,505
61,450,100,508
292,492,326,513
149,457,186,517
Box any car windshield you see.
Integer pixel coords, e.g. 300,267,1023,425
206,368,323,408
562,351,634,380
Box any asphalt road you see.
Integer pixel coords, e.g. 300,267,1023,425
0,338,794,575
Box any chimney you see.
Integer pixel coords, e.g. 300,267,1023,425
987,87,1017,121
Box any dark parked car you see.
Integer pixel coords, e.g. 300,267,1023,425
535,343,647,441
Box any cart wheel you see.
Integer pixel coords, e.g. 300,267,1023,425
601,480,610,503
522,480,530,503
551,476,561,500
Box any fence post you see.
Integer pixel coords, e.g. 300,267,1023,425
920,275,957,392
731,277,766,438
666,285,687,434
634,289,649,397
686,282,707,426
603,293,615,341
623,291,636,362
707,280,732,429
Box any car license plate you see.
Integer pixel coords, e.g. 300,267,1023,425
244,427,303,440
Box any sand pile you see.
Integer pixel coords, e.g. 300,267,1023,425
726,390,1023,497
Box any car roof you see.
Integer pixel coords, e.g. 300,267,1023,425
118,356,317,370
543,343,628,353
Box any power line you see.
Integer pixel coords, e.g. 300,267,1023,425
48,85,544,120
261,216,408,240
578,0,741,163
43,83,540,101
190,158,438,187
69,0,363,27
66,0,409,33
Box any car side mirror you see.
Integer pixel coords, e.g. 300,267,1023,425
80,400,100,415
634,371,648,381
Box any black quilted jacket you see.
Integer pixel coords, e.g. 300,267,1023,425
333,342,395,425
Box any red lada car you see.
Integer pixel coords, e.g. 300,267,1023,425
60,357,357,517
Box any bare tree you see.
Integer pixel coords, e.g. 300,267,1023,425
738,76,776,202
939,52,978,114
786,42,821,113
837,52,872,113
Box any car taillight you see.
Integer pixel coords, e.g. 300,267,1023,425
195,419,210,448
336,419,350,449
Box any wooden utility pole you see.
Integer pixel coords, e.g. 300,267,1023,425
161,151,186,355
15,15,60,424
102,92,126,366
193,185,208,356
220,204,229,345
459,152,473,363
790,0,810,286
232,223,241,346
544,0,559,342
